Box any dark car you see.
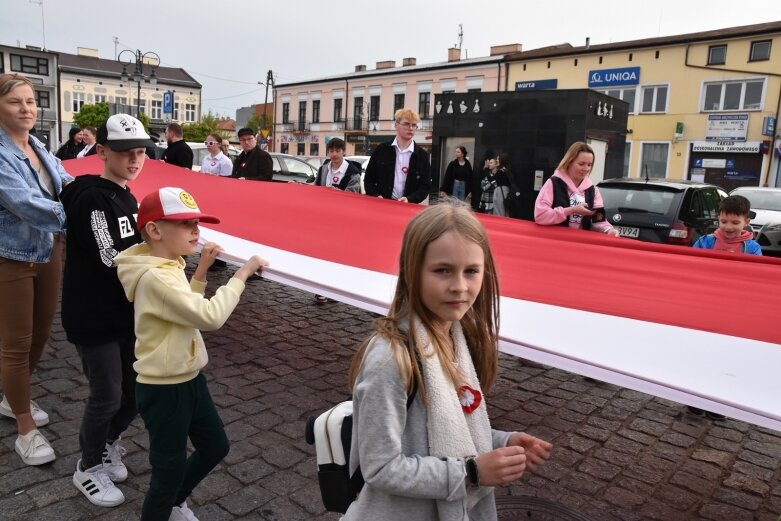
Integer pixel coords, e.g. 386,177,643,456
598,178,728,246
270,153,317,184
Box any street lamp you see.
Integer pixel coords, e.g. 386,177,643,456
117,49,160,118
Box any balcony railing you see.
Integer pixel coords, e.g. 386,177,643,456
344,118,368,132
292,120,310,133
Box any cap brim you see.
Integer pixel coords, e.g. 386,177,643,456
160,212,221,224
103,138,155,151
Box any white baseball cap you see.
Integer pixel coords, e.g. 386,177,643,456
97,114,154,151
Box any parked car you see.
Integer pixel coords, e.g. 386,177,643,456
729,186,781,256
345,155,371,194
270,153,317,184
304,156,328,169
598,178,728,246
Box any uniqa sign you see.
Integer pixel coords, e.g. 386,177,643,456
588,67,641,88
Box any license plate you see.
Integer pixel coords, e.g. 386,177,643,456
616,226,639,238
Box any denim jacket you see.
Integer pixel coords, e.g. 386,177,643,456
0,128,73,262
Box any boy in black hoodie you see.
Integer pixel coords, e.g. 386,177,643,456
60,114,154,508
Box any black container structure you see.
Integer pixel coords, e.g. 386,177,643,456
431,89,628,220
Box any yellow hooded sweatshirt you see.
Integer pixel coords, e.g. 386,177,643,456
115,243,245,385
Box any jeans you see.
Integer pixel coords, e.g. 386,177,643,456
137,373,229,521
0,236,62,416
76,336,138,468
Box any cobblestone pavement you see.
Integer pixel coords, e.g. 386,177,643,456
1,261,780,521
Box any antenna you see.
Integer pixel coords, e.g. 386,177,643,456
455,24,463,50
29,0,46,50
113,36,119,60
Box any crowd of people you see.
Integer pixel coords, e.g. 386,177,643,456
1,69,764,520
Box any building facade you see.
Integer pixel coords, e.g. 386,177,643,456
57,48,202,142
505,22,781,188
273,46,519,157
0,44,59,148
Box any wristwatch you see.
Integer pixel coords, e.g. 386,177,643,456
465,457,480,489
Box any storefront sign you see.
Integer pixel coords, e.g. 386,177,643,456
706,114,749,141
697,158,727,168
763,116,776,136
587,67,640,88
692,140,760,153
515,79,558,91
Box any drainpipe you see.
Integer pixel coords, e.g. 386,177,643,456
685,43,781,186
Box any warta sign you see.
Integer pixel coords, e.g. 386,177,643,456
588,67,641,88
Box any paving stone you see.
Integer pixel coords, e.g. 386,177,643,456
217,484,276,516
698,502,754,521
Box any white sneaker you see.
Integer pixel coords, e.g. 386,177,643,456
169,501,199,521
103,438,128,483
73,459,125,507
0,396,50,427
14,429,56,465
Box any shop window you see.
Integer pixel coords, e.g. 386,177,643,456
640,143,668,178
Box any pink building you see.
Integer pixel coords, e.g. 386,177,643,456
272,45,521,157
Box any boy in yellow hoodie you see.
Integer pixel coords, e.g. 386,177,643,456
115,187,267,521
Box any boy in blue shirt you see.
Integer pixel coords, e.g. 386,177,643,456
692,195,762,255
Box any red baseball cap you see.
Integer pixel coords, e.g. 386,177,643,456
137,187,220,230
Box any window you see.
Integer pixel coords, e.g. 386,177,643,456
353,96,364,127
750,40,771,61
35,90,50,109
640,143,668,178
298,100,307,125
467,88,482,93
151,100,163,119
297,143,305,156
185,103,196,122
708,45,726,65
0,54,3,73
10,54,49,75
172,102,179,121
418,92,430,119
280,143,289,154
282,102,290,124
369,95,380,121
312,99,320,123
640,85,668,113
623,142,632,178
333,98,342,122
72,92,85,112
393,93,405,112
600,87,636,113
94,94,107,104
310,143,319,156
116,96,128,108
136,99,146,114
702,80,764,111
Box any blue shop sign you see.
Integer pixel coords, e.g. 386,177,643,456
588,67,641,88
515,79,558,91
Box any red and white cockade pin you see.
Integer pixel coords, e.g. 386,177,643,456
401,166,409,174
458,385,482,414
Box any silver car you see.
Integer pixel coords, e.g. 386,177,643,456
730,186,781,256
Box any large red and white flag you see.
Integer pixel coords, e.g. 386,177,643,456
64,157,781,430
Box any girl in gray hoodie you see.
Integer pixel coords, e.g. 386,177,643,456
344,203,553,521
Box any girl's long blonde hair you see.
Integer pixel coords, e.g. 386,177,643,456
348,203,500,401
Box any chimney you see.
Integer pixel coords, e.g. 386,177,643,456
376,60,396,69
355,64,367,72
402,57,417,66
447,47,461,62
490,43,522,56
77,47,99,58
585,37,591,49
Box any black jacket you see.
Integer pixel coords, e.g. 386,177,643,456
551,176,595,230
162,140,194,169
231,146,273,181
315,159,362,191
440,158,473,196
60,176,141,345
364,142,431,203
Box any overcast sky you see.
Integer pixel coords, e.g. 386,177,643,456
3,0,781,118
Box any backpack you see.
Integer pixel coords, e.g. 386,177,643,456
504,174,524,219
304,350,420,514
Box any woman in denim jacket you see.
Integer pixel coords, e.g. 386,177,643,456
0,73,73,466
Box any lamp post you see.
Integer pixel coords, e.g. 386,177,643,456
117,49,160,118
257,70,273,130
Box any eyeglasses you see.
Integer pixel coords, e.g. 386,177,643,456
204,141,218,146
397,121,418,130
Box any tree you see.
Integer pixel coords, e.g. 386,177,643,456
181,111,229,142
245,112,273,133
72,103,150,132
73,102,109,129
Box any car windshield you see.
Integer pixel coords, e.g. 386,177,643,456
600,186,679,215
734,190,781,211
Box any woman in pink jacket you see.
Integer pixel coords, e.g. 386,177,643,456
534,141,619,236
